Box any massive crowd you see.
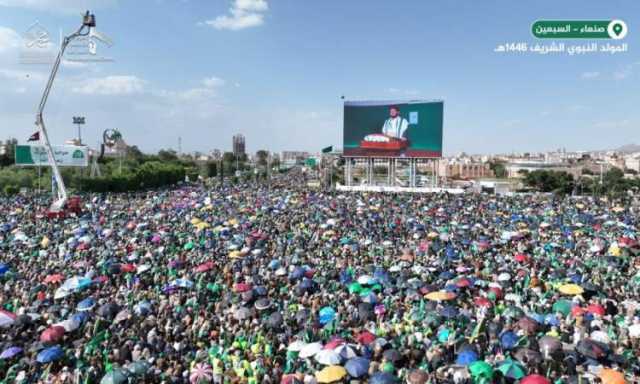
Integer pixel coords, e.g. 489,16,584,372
1,171,639,384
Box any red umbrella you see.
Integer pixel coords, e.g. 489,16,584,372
521,374,550,384
44,274,64,284
356,331,376,345
195,261,214,273
474,297,493,308
571,306,585,317
455,278,472,288
585,304,605,316
517,317,538,333
234,283,252,293
323,337,345,350
514,253,529,263
120,264,136,273
489,286,503,299
93,275,109,284
40,326,65,343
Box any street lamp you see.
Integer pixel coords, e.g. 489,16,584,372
35,11,99,212
73,116,85,144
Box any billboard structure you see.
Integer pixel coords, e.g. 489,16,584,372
15,145,89,167
343,100,443,158
341,99,444,190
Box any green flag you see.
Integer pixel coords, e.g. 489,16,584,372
321,145,332,153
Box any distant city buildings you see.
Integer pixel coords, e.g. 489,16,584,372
232,134,245,157
281,151,309,167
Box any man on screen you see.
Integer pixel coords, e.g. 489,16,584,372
381,105,409,139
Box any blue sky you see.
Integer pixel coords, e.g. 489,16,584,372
0,0,637,155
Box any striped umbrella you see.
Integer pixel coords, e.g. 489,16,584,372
189,363,212,384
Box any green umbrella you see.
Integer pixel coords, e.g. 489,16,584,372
503,306,524,319
100,369,128,384
552,300,572,317
348,282,362,294
496,359,527,379
469,361,494,380
126,361,150,376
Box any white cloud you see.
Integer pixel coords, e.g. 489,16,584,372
386,87,420,96
0,26,20,52
72,75,144,95
581,71,600,79
203,0,268,31
0,0,118,14
202,76,225,88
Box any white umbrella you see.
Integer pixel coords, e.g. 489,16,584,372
299,342,323,358
628,323,640,338
590,330,610,344
287,340,306,352
498,273,511,282
314,349,341,365
137,264,151,274
335,344,358,360
0,310,16,328
54,287,72,300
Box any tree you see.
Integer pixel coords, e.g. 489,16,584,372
205,161,217,177
158,149,178,162
524,170,574,194
489,162,507,178
256,150,269,167
0,138,17,167
125,145,144,163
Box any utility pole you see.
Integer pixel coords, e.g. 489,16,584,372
178,136,182,156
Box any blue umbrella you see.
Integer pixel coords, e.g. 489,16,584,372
37,346,64,363
439,271,454,280
0,263,8,275
500,331,519,350
319,306,336,325
360,291,378,304
71,312,88,325
134,301,152,316
370,372,398,384
289,267,305,281
77,298,96,312
545,314,560,327
456,348,478,365
345,357,370,378
268,259,280,269
440,306,459,319
0,346,22,359
171,278,193,289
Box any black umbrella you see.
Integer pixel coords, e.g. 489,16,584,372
266,312,283,329
383,349,402,363
97,303,120,320
514,348,542,365
576,339,608,360
295,309,310,324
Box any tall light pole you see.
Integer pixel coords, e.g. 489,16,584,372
36,11,97,212
73,116,85,144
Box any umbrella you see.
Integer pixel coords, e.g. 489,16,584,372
585,303,605,316
255,298,271,311
407,369,429,384
576,339,607,360
100,369,128,384
233,307,253,320
514,348,542,365
552,300,572,316
315,366,347,383
40,326,65,343
456,348,478,365
335,344,358,360
44,273,65,284
61,276,92,291
345,357,370,378
538,336,562,357
194,261,214,273
126,361,150,376
97,303,120,320
356,330,376,345
171,278,194,289
0,346,22,359
315,349,342,365
287,340,305,352
425,291,456,301
628,323,640,338
599,368,626,384
299,342,323,358
114,309,132,323
77,298,96,312
36,345,64,363
558,284,584,295
370,372,399,384
474,297,492,308
134,301,152,316
440,306,459,318
517,317,538,333
323,337,345,350
497,359,527,379
469,361,493,381
520,374,550,384
500,331,519,349
0,309,16,328
0,263,8,275
266,312,283,328
190,363,213,384
319,306,336,325
383,349,402,363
